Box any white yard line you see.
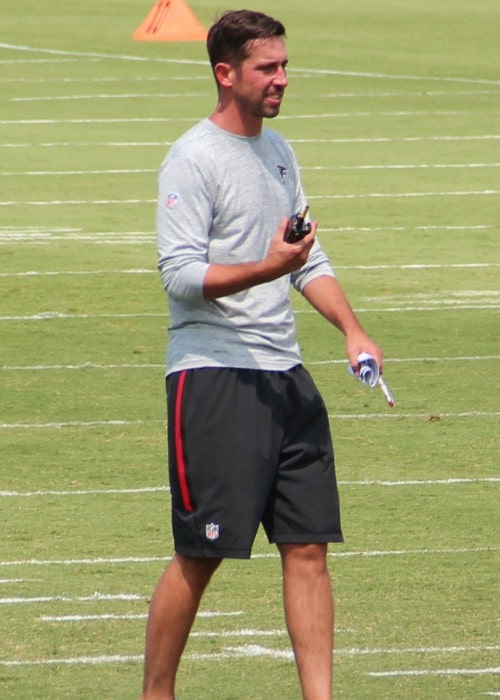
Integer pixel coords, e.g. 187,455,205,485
1,362,165,370
0,225,495,246
291,135,500,144
1,478,498,499
9,93,208,101
1,74,498,95
0,412,498,431
3,300,500,321
0,224,495,240
1,42,499,86
0,169,157,176
0,648,498,668
0,76,207,83
0,486,169,497
0,592,144,604
304,162,500,171
1,163,499,176
1,355,499,370
0,547,496,569
1,190,497,207
2,135,499,148
282,110,500,119
368,667,500,677
0,269,155,277
41,611,244,622
343,645,500,656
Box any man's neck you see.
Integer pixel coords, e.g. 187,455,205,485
209,103,262,137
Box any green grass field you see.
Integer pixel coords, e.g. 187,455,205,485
1,0,498,697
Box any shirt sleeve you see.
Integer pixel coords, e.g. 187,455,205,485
291,239,336,293
156,153,214,301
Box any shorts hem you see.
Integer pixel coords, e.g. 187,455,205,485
270,534,344,545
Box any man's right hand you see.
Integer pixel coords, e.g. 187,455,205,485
264,216,317,275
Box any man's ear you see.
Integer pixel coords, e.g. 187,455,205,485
214,62,235,89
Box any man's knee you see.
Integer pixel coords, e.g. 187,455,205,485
174,553,223,589
278,543,328,574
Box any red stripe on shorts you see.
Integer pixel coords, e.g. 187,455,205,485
174,370,194,512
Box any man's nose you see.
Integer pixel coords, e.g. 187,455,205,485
274,66,288,87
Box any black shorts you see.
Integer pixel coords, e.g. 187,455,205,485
166,365,343,559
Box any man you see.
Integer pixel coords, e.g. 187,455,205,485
142,10,383,700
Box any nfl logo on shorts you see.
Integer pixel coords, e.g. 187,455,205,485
205,523,220,541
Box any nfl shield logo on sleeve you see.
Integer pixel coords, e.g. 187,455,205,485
166,192,180,208
205,523,220,541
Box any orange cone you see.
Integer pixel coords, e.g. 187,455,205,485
133,0,207,42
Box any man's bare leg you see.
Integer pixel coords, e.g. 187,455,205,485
142,553,222,700
279,543,334,700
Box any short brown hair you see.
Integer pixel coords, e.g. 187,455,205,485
207,10,286,70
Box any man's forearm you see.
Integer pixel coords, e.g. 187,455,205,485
302,275,365,337
203,221,317,300
202,261,280,300
303,275,384,370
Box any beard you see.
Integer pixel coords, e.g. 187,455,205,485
235,90,284,120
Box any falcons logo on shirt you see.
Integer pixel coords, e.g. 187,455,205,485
277,165,287,183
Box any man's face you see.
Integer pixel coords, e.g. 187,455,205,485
231,36,289,120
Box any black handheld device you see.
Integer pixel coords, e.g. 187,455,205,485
284,205,311,243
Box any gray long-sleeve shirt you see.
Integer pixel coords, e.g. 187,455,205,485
157,118,335,374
